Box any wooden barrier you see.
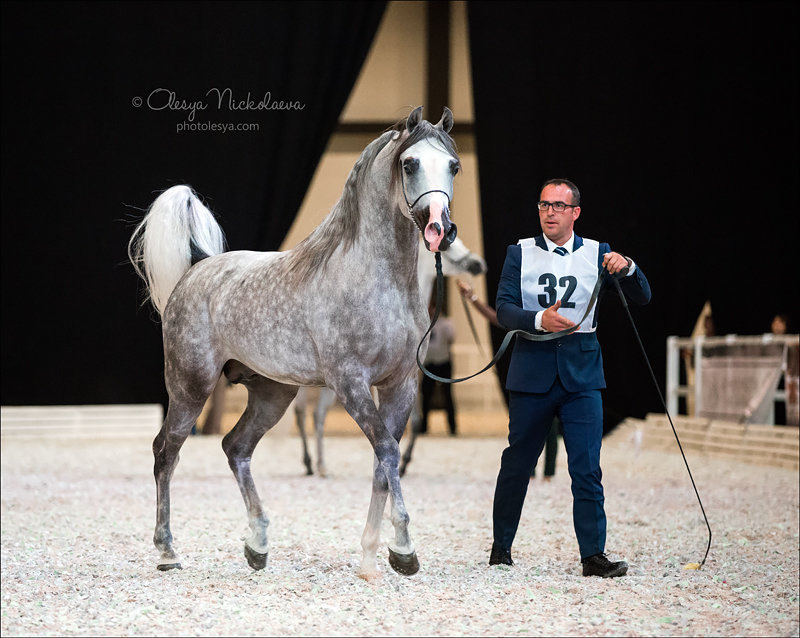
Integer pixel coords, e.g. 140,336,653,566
0,404,163,439
612,413,799,470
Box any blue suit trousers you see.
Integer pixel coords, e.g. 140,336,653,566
492,377,606,559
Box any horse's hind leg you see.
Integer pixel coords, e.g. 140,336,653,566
153,393,209,571
313,387,336,477
222,367,298,570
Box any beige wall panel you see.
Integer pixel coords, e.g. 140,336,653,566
279,135,374,251
449,1,474,122
340,2,427,122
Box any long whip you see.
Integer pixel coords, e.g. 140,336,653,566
610,276,712,569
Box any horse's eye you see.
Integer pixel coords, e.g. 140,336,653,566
450,160,460,175
403,158,419,175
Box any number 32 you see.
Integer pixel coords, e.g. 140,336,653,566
537,274,577,308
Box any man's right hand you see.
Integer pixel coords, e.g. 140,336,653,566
541,300,576,332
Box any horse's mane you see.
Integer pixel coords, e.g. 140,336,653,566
284,129,395,283
285,115,457,285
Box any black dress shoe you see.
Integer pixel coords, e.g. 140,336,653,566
489,544,513,566
582,553,628,578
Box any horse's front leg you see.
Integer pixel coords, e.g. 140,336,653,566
359,455,389,579
336,376,418,579
377,376,420,575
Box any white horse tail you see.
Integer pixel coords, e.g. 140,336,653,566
128,185,226,316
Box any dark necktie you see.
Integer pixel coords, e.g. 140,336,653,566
553,246,568,256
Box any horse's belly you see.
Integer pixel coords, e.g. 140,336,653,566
222,325,324,386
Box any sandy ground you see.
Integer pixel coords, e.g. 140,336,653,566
1,425,798,637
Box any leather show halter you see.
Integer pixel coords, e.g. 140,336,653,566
400,164,457,243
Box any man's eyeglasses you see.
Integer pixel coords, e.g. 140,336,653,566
537,201,577,213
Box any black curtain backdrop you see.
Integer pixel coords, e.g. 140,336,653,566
1,1,385,406
468,1,798,430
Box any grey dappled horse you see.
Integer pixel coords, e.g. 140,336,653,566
295,236,486,477
128,106,460,579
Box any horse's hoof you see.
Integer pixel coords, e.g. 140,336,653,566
244,543,268,570
388,548,419,576
156,561,182,571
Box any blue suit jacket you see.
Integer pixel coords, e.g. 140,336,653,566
496,235,652,393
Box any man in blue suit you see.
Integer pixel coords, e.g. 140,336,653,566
489,178,651,577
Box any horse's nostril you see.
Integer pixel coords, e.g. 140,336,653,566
432,222,442,235
446,222,458,244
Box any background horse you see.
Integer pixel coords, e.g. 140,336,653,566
294,236,486,477
128,106,460,579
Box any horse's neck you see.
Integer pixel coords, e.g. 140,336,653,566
349,187,421,296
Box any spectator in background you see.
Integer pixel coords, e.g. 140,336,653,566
420,302,458,436
771,313,789,336
770,313,796,426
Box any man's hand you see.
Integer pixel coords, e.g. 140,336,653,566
602,251,630,275
456,279,475,300
541,300,576,332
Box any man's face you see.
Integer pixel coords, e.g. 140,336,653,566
538,183,580,245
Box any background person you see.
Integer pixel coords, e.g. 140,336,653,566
420,303,458,436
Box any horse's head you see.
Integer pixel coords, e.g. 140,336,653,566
392,106,459,252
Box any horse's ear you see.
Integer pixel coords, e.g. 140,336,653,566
406,106,423,133
435,107,454,133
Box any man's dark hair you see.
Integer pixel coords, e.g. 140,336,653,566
541,178,581,205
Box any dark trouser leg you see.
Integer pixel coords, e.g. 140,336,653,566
559,388,605,560
492,390,556,549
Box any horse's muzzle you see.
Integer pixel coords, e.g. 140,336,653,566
418,203,457,253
